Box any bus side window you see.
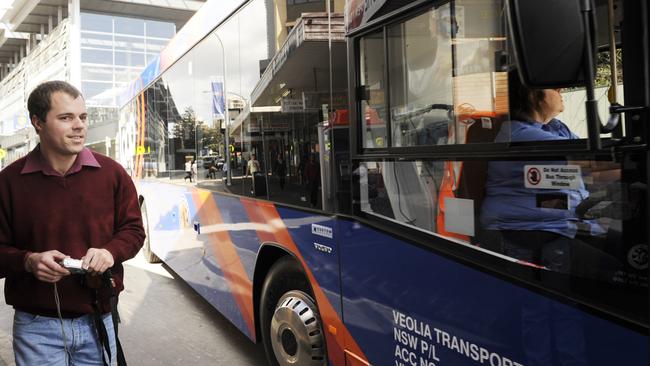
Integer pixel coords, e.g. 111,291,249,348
430,119,501,248
359,30,387,149
359,160,443,236
436,114,505,244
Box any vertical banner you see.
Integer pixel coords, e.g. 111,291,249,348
212,81,225,120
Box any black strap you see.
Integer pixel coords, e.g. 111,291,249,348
110,295,127,366
92,295,113,366
92,272,127,366
115,338,127,366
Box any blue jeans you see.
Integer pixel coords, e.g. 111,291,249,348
13,310,116,366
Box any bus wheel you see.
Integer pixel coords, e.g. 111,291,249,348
260,258,326,366
140,201,161,263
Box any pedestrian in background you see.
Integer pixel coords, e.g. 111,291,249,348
0,80,145,366
207,163,218,179
304,154,320,207
221,159,229,182
246,153,260,177
275,154,286,190
190,159,197,182
184,159,193,182
246,154,261,195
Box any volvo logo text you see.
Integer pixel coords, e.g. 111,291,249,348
314,243,333,254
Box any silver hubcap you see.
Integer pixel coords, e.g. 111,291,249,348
270,291,325,366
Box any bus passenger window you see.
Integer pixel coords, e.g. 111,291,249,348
388,6,453,147
359,160,442,234
477,158,646,287
381,2,508,148
471,72,646,291
359,31,387,148
477,74,584,268
557,48,625,139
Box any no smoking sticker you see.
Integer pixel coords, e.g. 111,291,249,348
526,167,541,186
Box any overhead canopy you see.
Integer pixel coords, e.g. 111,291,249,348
0,0,205,66
229,105,282,136
251,13,347,108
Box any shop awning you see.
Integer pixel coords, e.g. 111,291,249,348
250,13,347,107
229,104,281,136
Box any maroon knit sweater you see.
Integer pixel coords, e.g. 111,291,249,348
0,149,145,316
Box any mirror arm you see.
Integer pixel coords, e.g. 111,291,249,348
580,0,603,150
602,104,645,134
580,0,624,146
603,0,621,135
601,106,620,134
607,0,619,103
610,104,645,114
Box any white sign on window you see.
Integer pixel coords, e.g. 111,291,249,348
524,165,582,190
281,98,304,113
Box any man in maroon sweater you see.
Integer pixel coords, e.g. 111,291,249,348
0,81,145,365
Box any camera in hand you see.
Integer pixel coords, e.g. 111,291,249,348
61,258,86,274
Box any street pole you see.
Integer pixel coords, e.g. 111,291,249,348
214,33,231,186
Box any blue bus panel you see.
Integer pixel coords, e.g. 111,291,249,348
141,182,648,365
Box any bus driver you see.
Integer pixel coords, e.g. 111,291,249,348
479,71,617,275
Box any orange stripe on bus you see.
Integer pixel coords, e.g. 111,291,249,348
134,94,140,179
253,201,368,366
137,93,146,179
137,93,145,148
241,198,277,244
134,93,144,179
191,189,255,336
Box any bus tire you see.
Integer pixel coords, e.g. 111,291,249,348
140,200,161,263
260,257,326,366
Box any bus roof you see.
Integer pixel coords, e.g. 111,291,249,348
117,0,246,107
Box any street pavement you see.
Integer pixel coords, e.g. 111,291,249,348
0,251,268,366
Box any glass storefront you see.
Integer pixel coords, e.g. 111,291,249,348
81,12,175,112
120,0,349,212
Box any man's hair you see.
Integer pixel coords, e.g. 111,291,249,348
508,70,546,122
27,80,82,123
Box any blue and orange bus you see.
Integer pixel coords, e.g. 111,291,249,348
118,0,648,365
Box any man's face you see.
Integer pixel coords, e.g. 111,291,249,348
33,91,88,156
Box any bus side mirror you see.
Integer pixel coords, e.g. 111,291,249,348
507,0,624,150
506,0,595,88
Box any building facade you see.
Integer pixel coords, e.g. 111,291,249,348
0,0,204,167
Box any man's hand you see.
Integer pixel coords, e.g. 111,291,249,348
24,250,70,283
82,248,114,275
